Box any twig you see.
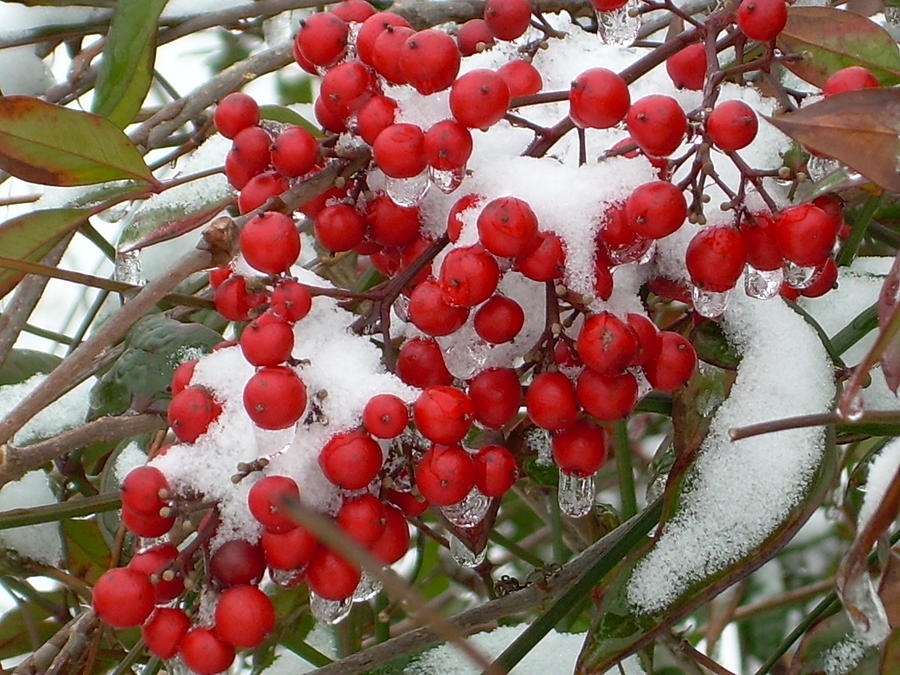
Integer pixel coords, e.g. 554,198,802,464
729,410,900,441
671,636,737,675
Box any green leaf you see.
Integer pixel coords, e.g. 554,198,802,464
690,321,741,370
63,518,111,585
259,105,323,137
777,7,900,87
0,208,87,298
0,96,156,186
0,349,61,385
0,591,66,660
93,0,168,128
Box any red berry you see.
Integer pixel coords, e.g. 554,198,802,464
142,608,190,659
271,280,313,323
401,30,461,95
594,258,614,301
261,524,317,570
240,211,299,275
477,196,539,258
473,444,517,497
331,0,376,23
625,181,687,240
319,430,383,489
516,231,565,281
457,19,496,56
415,444,476,505
569,68,630,129
474,295,525,344
576,369,638,421
209,539,266,586
271,126,319,177
577,313,638,375
439,245,500,307
447,193,482,242
409,279,469,336
386,488,429,517
707,100,758,151
337,494,387,545
366,195,421,247
484,0,532,40
239,171,288,214
315,94,348,133
230,126,271,176
320,60,377,120
598,201,649,264
357,94,397,145
370,504,411,563
413,386,474,444
306,547,361,600
93,568,155,628
666,43,705,91
296,12,348,66
214,584,275,649
180,628,235,675
128,543,183,603
315,203,366,252
168,385,221,443
362,393,408,438
243,366,308,430
642,331,696,391
357,12,410,66
122,505,175,538
171,359,196,396
424,119,473,171
450,69,511,129
553,419,608,476
591,0,628,9
373,123,427,178
371,24,415,84
526,372,578,431
823,66,879,96
467,367,522,429
627,95,687,157
736,0,787,42
800,257,838,297
214,275,264,322
121,466,169,517
775,204,837,266
739,212,782,271
498,58,543,97
214,93,259,139
686,226,747,292
225,151,255,189
248,475,301,532
626,313,659,367
396,337,453,387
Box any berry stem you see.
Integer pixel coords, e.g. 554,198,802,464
728,409,900,441
613,420,637,520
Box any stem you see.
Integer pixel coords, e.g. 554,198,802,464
753,595,840,674
831,303,878,356
373,593,390,644
548,492,567,565
836,196,880,267
0,492,121,530
729,410,900,440
614,420,637,520
488,530,545,568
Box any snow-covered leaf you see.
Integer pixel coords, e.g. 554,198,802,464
0,349,61,385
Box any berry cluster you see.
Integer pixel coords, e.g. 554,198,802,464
89,0,879,670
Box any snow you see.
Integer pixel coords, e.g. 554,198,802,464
823,637,866,675
857,437,900,533
627,290,835,612
0,471,62,565
0,375,92,447
113,442,149,485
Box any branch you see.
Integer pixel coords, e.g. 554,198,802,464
0,415,166,487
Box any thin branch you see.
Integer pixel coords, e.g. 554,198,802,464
728,410,900,441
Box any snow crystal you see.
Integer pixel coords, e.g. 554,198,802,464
0,48,53,96
0,471,62,565
823,636,866,675
0,375,91,447
858,437,900,533
627,290,835,612
113,442,148,485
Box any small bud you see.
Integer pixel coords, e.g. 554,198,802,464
551,322,562,336
778,166,792,179
701,194,711,203
158,488,171,500
159,506,172,518
796,172,808,182
720,201,733,211
162,570,176,582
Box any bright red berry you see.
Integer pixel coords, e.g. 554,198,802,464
296,12,348,66
401,29,461,95
526,372,578,431
413,386,474,445
457,19,495,56
686,226,747,292
577,313,638,375
215,585,275,649
736,0,788,42
168,385,221,443
569,68,630,129
467,367,522,429
498,59,543,97
261,524,317,570
142,608,190,660
409,279,470,336
484,0,532,40
439,245,501,307
739,212,782,271
576,369,638,420
336,494,387,545
625,181,687,240
424,119,473,171
214,275,265,322
415,444,476,506
180,628,235,675
243,366,308,430
320,60,377,120
122,505,175,538
239,171,288,214
477,196,540,257
319,429,383,489
248,475,301,533
315,203,367,252
230,125,271,176
240,211,300,275
366,195,421,247
362,393,408,438
373,123,427,178
271,280,313,323
271,126,319,177
306,547,361,600
396,337,453,388
331,0,376,22
357,94,398,145
775,204,837,266
823,66,879,96
800,257,838,297
474,295,525,344
666,43,705,90
93,567,155,628
128,543,183,603
370,504,411,563
121,466,169,517
450,69,511,129
371,24,415,84
516,231,565,281
707,100,758,151
642,331,696,391
626,313,659,367
627,95,687,157
214,93,259,139
553,419,608,476
473,444,518,497
357,12,410,66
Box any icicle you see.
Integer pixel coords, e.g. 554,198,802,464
605,237,653,265
843,391,865,422
114,249,144,287
691,286,730,318
630,367,653,399
392,294,410,322
887,4,900,26
806,155,841,182
269,567,303,588
441,488,490,528
596,0,641,46
449,534,487,568
352,570,384,603
309,592,353,624
783,260,818,289
385,170,430,207
558,471,595,518
163,656,190,675
744,265,783,299
137,536,168,553
429,166,465,194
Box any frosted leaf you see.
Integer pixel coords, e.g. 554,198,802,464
558,472,595,518
441,488,490,528
449,534,487,568
596,1,641,46
784,260,819,289
691,286,731,318
386,171,431,207
310,593,353,624
0,375,92,447
0,471,62,565
745,265,783,299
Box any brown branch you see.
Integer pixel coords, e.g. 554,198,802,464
728,410,900,441
0,414,166,487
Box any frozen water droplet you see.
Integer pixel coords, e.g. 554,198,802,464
352,570,383,603
310,592,353,624
886,6,900,26
843,391,864,421
270,567,303,588
784,260,818,289
163,656,190,675
115,249,144,286
441,487,490,528
691,285,730,318
526,427,553,465
443,337,490,380
429,166,465,194
630,367,652,399
841,572,891,645
137,536,169,553
596,0,641,46
606,237,653,265
745,265,783,299
558,472,595,518
385,171,430,207
807,155,840,182
449,534,486,568
393,294,410,322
